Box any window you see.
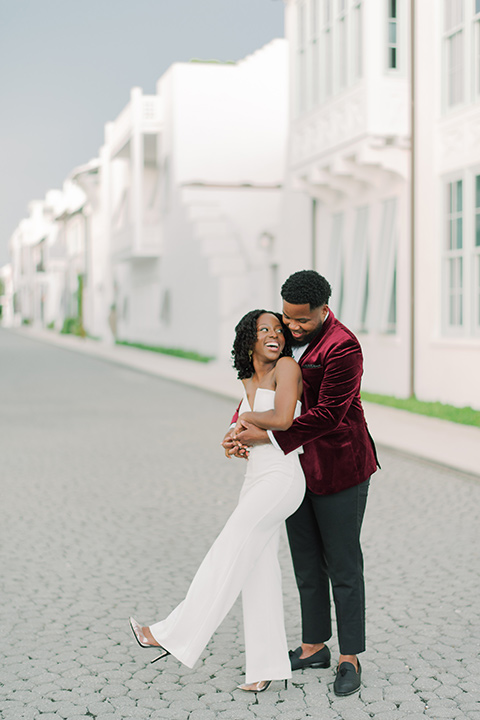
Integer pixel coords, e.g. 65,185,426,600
323,0,333,98
337,0,348,89
444,0,464,107
297,2,307,114
160,288,171,324
374,198,398,333
310,0,320,106
343,206,369,332
353,2,363,79
445,180,464,327
353,207,369,332
328,213,345,318
475,175,480,329
387,0,398,69
475,1,480,97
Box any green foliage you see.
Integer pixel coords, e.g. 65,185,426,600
116,340,214,364
361,391,480,428
21,317,32,325
60,317,86,337
46,321,55,330
0,278,5,296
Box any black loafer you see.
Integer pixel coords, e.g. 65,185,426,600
289,645,331,671
333,660,361,696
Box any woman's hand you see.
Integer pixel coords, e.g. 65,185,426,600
221,428,249,459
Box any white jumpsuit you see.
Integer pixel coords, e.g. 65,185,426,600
149,388,305,683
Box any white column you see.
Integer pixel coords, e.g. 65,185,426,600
131,87,144,255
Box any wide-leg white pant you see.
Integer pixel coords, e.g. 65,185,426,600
149,444,305,683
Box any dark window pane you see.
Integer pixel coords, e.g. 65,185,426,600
449,219,454,249
457,217,463,248
389,21,397,43
387,261,397,332
389,47,397,68
456,180,463,211
448,182,453,213
476,213,480,246
476,0,480,14
390,0,397,18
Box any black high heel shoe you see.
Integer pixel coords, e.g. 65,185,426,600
237,679,288,693
129,617,170,664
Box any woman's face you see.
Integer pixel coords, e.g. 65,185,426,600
252,313,285,362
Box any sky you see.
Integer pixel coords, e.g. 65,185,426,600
0,0,284,265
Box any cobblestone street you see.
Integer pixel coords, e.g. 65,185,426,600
1,328,480,720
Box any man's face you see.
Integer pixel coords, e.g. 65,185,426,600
282,301,328,346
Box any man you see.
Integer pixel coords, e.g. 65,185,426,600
223,270,378,696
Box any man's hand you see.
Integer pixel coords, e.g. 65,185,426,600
235,420,270,447
221,428,249,459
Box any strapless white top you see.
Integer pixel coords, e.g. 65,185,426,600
239,387,302,418
239,388,303,455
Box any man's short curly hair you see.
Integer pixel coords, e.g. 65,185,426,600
281,270,331,309
231,309,292,380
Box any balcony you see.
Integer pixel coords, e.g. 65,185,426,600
106,89,163,159
111,222,162,261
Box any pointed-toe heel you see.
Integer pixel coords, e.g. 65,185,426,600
237,678,288,693
129,617,169,663
237,680,272,693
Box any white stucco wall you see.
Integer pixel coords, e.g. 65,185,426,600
414,0,480,409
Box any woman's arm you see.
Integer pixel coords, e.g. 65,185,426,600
237,357,302,431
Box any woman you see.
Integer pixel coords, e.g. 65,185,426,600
129,310,305,692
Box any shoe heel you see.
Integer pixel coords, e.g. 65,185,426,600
284,679,288,690
151,650,170,664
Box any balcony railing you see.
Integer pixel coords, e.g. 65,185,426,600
108,96,163,157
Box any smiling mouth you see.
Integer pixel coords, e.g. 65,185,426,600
265,342,280,350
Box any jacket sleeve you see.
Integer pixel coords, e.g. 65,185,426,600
273,338,363,454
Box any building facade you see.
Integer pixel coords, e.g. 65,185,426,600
414,0,480,408
105,40,288,360
281,0,480,409
278,0,410,396
8,40,288,360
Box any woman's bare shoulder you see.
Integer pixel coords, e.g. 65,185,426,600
276,356,302,375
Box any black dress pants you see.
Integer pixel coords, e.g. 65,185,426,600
285,478,370,655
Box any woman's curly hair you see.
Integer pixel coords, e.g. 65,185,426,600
231,309,292,380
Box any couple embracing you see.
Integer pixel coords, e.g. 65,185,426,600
130,270,378,697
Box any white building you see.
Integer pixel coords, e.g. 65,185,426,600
279,0,411,396
10,192,66,328
71,158,113,341
281,0,480,410
105,40,288,360
0,263,13,326
414,0,480,409
7,40,288,358
8,182,89,332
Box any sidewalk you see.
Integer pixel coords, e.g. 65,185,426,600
13,326,480,478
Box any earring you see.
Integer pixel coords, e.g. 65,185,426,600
248,350,253,360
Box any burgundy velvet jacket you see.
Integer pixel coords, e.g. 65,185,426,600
273,311,378,495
